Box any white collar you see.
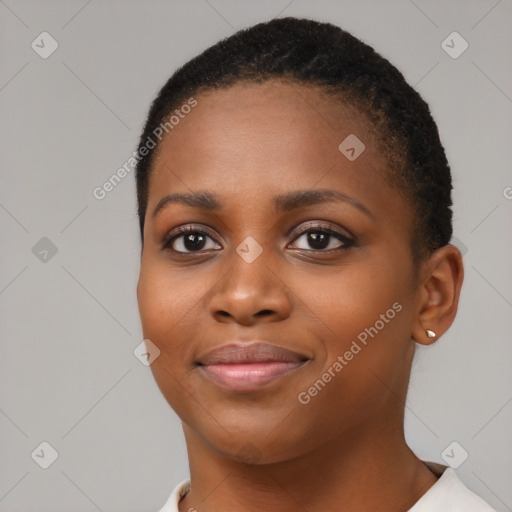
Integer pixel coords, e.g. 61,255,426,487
157,462,496,512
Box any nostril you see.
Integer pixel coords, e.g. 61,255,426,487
256,309,274,317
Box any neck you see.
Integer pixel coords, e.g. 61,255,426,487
178,415,438,512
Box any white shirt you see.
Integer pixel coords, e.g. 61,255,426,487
157,462,496,512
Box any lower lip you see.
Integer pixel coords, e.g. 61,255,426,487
199,361,305,392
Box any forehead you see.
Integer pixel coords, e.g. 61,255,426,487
162,80,370,158
148,80,405,221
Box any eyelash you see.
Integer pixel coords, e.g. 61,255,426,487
162,222,355,254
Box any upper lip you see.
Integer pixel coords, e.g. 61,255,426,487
196,342,309,365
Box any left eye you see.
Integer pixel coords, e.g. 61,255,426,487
288,227,353,251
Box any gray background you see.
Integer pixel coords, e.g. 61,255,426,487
1,0,511,511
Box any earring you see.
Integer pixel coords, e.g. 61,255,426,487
426,329,436,339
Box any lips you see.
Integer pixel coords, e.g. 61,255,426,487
196,342,310,392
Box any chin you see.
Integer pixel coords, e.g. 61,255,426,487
186,416,317,466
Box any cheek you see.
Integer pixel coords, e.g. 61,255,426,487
293,260,406,342
137,264,169,340
137,255,202,336
137,258,189,382
136,255,222,377
136,261,196,413
296,259,414,404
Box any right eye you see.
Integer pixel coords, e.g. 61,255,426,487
163,225,222,253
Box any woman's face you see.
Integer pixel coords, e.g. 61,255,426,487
137,80,422,463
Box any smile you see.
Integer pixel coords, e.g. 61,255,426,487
199,361,307,391
196,341,310,392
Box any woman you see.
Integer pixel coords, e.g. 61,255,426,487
135,17,495,512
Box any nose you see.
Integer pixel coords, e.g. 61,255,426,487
208,248,292,326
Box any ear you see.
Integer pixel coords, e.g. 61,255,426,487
411,245,464,345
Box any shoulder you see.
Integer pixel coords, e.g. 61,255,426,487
409,463,497,512
156,479,191,512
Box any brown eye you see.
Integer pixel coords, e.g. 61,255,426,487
288,224,354,252
164,226,222,253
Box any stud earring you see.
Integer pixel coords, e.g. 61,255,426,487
426,329,436,339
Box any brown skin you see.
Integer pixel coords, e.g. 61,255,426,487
137,80,464,511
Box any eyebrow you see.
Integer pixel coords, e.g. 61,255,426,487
152,189,373,219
